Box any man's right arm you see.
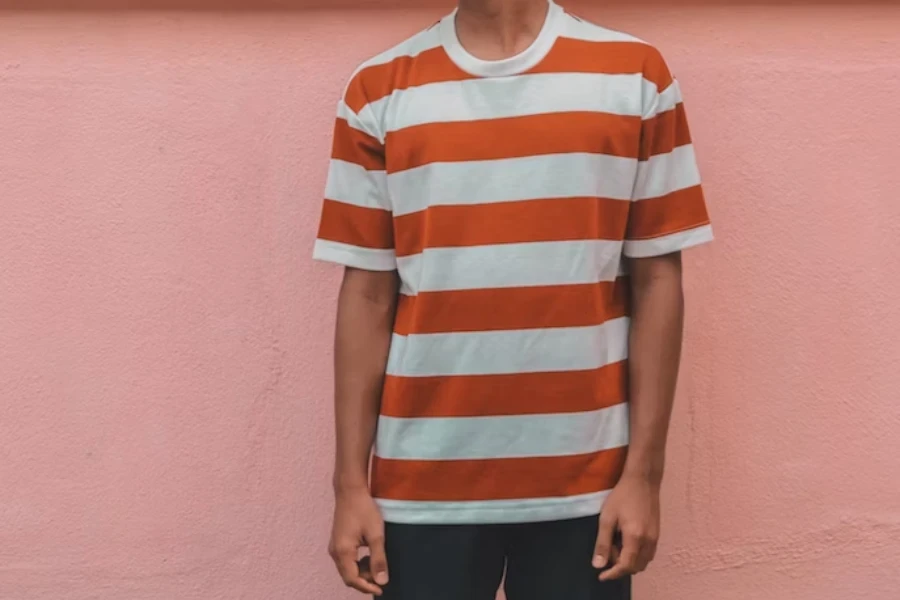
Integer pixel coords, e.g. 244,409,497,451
314,74,396,595
328,267,397,596
333,267,397,493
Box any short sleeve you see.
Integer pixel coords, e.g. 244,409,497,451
312,96,396,271
624,49,713,258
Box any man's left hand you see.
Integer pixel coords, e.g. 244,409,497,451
592,474,661,581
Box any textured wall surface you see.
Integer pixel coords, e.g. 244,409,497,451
1,3,899,599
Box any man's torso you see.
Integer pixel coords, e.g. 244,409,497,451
315,2,711,525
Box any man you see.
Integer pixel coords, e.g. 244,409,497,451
313,0,712,597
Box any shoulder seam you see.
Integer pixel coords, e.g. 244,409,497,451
559,9,651,46
350,24,442,78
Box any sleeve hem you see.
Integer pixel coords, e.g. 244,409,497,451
623,224,713,258
313,239,397,272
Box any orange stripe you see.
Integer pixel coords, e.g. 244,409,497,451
394,279,630,336
343,40,674,116
317,199,394,249
331,118,384,171
344,47,473,114
393,197,630,257
371,446,628,502
638,103,692,161
627,185,709,240
382,360,628,419
531,38,674,90
386,112,641,173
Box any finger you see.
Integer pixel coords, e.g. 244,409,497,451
335,549,382,595
599,539,639,581
634,538,657,573
599,561,630,581
598,552,637,581
593,513,617,569
357,555,373,582
367,530,390,586
633,554,650,573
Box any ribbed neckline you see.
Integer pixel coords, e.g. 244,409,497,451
439,1,563,78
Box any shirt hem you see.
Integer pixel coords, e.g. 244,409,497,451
376,490,611,525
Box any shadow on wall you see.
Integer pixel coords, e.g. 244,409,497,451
1,0,895,10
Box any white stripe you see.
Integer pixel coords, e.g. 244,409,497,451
335,100,355,122
640,77,662,116
633,144,702,201
324,159,389,211
377,490,612,525
561,15,646,45
624,224,713,258
313,239,396,271
337,99,385,143
335,100,367,127
396,239,624,295
370,73,646,133
387,317,630,377
350,26,441,75
388,153,638,216
654,80,684,117
376,403,629,461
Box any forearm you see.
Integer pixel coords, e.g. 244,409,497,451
332,268,398,493
623,254,684,485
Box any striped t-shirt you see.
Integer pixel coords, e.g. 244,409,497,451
313,1,713,525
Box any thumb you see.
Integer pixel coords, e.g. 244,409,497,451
367,529,390,586
593,512,616,569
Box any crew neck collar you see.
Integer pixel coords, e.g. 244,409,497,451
439,1,563,78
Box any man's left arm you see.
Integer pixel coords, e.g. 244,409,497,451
592,45,713,581
593,253,684,581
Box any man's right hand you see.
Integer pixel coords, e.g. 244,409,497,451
328,488,389,596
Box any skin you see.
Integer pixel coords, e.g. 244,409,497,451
594,253,684,581
328,0,685,593
328,268,397,596
456,0,551,59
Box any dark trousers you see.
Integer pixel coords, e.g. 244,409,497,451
381,516,631,600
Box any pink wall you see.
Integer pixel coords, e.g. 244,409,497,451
1,2,899,599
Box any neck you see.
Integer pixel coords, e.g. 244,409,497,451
456,0,550,56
